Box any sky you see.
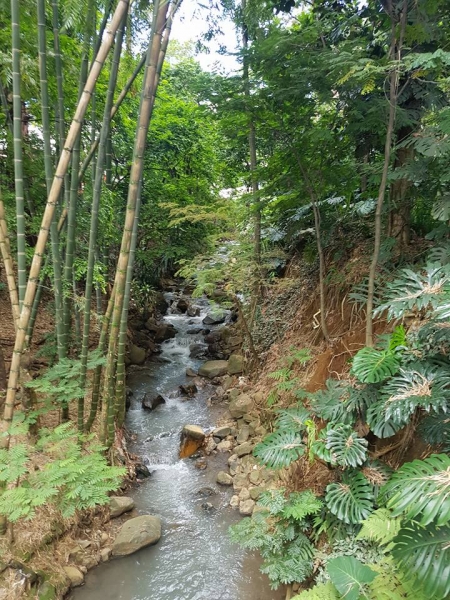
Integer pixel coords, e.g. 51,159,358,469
170,0,240,73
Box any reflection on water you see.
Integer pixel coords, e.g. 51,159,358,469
72,294,280,600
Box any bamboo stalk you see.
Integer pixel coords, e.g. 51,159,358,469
103,0,169,447
114,0,180,425
0,198,20,328
78,12,127,431
0,0,130,447
37,0,65,357
10,0,27,309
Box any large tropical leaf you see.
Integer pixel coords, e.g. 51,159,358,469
309,380,357,425
327,556,377,600
380,454,450,527
418,412,450,451
325,471,375,524
375,264,450,320
392,521,450,599
366,399,401,438
275,406,311,431
351,347,400,384
325,424,368,468
254,430,304,469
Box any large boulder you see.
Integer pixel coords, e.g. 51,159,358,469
155,323,177,342
110,496,135,518
228,354,244,375
112,515,161,556
142,393,166,411
202,311,226,325
198,360,228,379
128,344,146,365
229,393,253,418
179,425,205,458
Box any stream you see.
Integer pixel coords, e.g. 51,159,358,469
72,292,280,600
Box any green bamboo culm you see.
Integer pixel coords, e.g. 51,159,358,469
103,0,169,448
114,0,180,425
10,0,27,310
37,0,65,359
85,283,116,433
61,0,95,359
78,13,127,432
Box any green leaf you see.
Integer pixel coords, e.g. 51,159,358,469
357,508,402,547
275,406,311,431
380,454,450,527
282,490,323,521
325,424,368,468
254,430,305,469
325,471,375,524
351,347,400,384
327,556,377,600
392,521,450,599
309,380,357,425
293,582,340,600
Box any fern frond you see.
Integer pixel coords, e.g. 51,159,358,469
357,508,402,547
293,582,339,599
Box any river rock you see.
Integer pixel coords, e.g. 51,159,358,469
198,360,228,379
110,496,135,518
179,383,197,397
177,298,189,313
128,344,146,365
233,473,248,491
213,426,231,439
250,486,264,500
155,292,169,315
187,305,200,317
249,470,261,485
239,487,250,501
155,323,177,342
202,311,226,325
216,440,233,453
142,393,166,411
112,515,161,556
195,486,218,497
186,368,197,377
239,499,255,516
228,354,244,375
216,471,233,486
100,547,112,563
63,566,84,588
235,442,253,458
230,495,240,508
229,393,253,418
179,425,205,458
236,426,250,444
189,343,207,358
136,462,151,478
187,327,203,335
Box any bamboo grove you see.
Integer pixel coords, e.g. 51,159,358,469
0,0,187,490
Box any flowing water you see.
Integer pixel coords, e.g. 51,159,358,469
72,293,281,600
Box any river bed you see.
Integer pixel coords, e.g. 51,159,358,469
71,294,281,600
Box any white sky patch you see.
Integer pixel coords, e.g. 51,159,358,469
171,0,240,73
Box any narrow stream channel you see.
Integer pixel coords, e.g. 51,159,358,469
72,292,281,600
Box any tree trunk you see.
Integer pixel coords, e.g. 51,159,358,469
388,133,414,250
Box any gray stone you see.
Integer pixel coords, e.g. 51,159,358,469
187,305,200,317
216,440,233,453
129,344,146,365
238,487,250,501
213,426,231,439
249,470,261,485
202,311,226,325
142,393,166,411
198,360,229,379
112,515,161,556
236,426,250,444
216,471,233,486
189,343,208,358
100,547,112,563
63,566,84,587
228,354,244,375
179,383,197,397
235,442,253,458
230,495,240,509
110,496,135,518
186,368,197,377
254,425,267,437
239,499,255,516
250,486,264,500
177,298,189,313
233,473,248,491
229,394,253,418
